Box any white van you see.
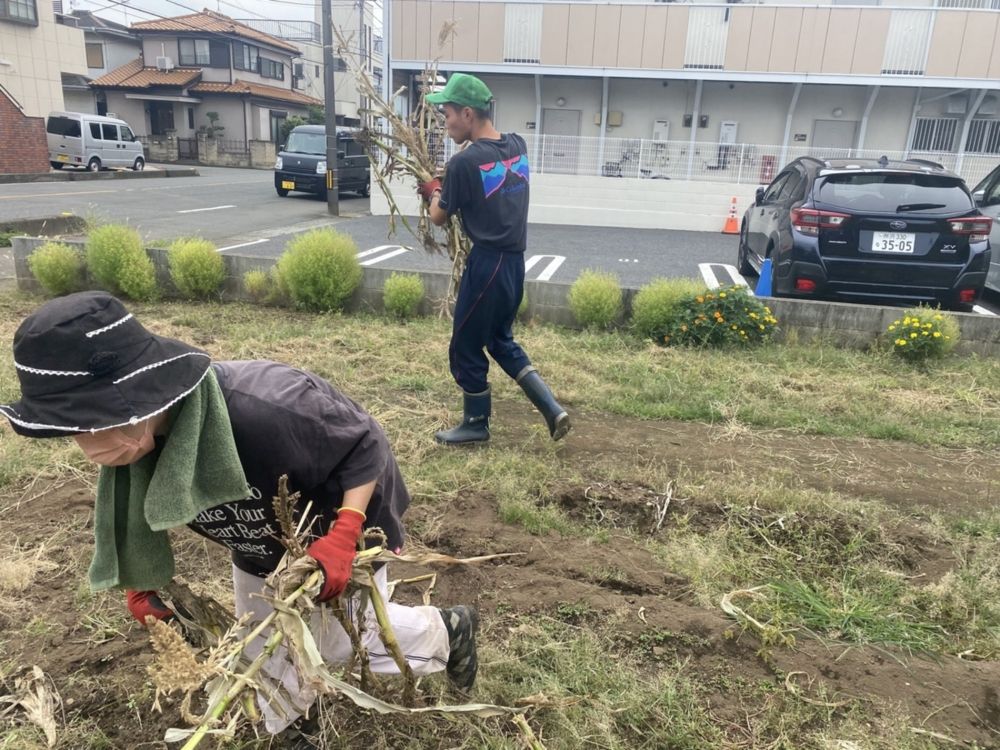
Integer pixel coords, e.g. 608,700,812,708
46,112,145,172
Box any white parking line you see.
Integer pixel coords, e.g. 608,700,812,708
358,246,410,266
973,305,997,317
699,263,752,291
177,205,235,214
524,254,566,281
217,238,269,252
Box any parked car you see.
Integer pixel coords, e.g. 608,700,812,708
970,164,1000,294
273,125,371,200
738,156,992,309
46,112,145,172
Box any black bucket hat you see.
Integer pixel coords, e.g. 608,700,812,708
0,291,211,438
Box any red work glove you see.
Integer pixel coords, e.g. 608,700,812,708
125,589,174,626
416,178,442,203
307,508,365,602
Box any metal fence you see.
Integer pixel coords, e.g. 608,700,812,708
217,139,250,156
442,135,998,187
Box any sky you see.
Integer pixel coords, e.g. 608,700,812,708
69,0,382,31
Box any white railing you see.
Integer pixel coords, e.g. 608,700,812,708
441,135,998,186
503,4,543,63
683,6,729,70
881,10,934,75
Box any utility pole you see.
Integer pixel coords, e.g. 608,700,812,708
321,0,340,215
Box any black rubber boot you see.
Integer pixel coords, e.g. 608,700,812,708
435,388,491,445
439,605,479,691
516,367,571,441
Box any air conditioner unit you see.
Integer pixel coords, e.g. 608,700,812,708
155,56,175,72
946,94,968,115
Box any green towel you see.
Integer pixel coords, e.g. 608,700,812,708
88,369,250,591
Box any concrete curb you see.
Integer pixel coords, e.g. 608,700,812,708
0,167,199,184
10,236,1000,357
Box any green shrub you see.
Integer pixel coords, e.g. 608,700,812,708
383,272,424,319
168,238,225,299
0,228,15,247
631,277,707,339
27,242,84,296
887,307,960,363
243,269,271,304
276,229,362,312
568,270,622,329
86,224,156,300
663,286,777,347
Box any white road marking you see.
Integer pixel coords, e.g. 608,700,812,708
524,254,566,281
359,246,410,266
177,205,235,214
617,258,639,263
217,238,269,252
698,263,752,291
973,305,997,316
356,245,399,259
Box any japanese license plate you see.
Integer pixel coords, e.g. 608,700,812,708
281,180,295,190
871,231,915,254
57,154,69,162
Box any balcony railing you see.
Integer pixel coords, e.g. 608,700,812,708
436,135,997,187
237,19,321,44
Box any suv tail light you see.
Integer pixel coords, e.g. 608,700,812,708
949,217,992,243
959,288,978,304
795,278,817,293
791,208,849,236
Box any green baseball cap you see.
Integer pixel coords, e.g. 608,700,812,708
425,73,493,110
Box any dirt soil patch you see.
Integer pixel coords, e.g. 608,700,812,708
3,410,1000,747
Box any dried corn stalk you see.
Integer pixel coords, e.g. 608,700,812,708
151,476,532,749
334,24,471,316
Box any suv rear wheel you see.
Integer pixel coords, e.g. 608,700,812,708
737,225,754,276
276,186,289,197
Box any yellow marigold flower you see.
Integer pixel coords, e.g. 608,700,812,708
740,329,746,335
759,324,765,330
719,292,726,298
718,316,725,323
681,324,688,331
731,324,738,330
897,339,907,346
706,294,715,301
888,325,896,331
933,331,941,338
910,332,918,339
935,314,943,320
922,331,929,336
750,312,758,319
696,296,704,304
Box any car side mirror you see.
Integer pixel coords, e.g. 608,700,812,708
755,186,766,206
278,143,285,152
973,189,985,206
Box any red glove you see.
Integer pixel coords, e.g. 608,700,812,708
307,508,365,602
125,590,174,626
417,178,442,203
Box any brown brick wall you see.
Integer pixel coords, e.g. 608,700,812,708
0,90,51,175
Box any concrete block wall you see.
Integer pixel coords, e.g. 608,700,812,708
11,236,1000,356
371,174,759,232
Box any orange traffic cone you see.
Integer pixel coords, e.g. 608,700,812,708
722,196,740,234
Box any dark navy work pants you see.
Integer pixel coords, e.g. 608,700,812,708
449,246,532,394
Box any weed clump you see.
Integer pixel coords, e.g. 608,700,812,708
631,277,707,339
86,224,156,301
242,269,271,304
276,229,361,312
168,238,225,299
568,270,622,330
382,272,424,319
27,242,84,296
887,307,959,363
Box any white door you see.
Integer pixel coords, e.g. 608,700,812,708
84,121,104,168
541,108,581,174
119,124,141,167
812,120,858,157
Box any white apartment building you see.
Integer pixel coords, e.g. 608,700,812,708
384,0,1000,187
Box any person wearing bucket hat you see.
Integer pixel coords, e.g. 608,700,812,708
417,73,571,446
1,291,480,733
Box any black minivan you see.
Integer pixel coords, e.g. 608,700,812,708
738,156,992,309
274,125,370,199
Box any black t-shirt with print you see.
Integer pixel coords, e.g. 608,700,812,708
437,133,530,253
185,361,409,578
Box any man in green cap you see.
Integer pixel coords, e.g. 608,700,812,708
417,73,571,446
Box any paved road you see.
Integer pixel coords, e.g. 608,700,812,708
2,164,996,314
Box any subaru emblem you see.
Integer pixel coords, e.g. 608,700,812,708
890,220,907,230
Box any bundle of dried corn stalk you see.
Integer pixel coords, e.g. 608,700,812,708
334,24,471,316
148,476,537,749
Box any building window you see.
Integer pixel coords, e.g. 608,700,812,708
334,57,348,72
233,42,260,72
260,58,284,80
85,42,104,69
0,0,37,25
503,4,541,64
187,107,195,130
179,38,229,68
966,119,1000,154
912,117,960,152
